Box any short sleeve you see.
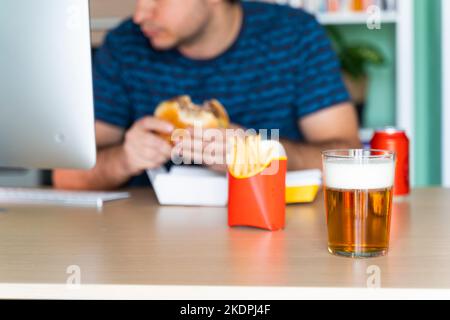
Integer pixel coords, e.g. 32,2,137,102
295,16,351,118
93,32,133,129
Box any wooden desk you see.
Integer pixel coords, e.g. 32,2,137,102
1,188,450,299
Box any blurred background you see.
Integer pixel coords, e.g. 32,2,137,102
1,0,444,188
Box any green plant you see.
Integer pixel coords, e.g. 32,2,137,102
326,26,386,80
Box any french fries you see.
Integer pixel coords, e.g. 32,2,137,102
228,135,276,178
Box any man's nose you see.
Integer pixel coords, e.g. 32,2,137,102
133,0,157,25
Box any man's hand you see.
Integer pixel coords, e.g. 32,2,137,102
177,124,245,173
53,118,174,191
122,116,174,175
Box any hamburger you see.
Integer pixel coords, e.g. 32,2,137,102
154,95,229,131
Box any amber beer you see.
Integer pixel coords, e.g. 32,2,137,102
322,150,395,258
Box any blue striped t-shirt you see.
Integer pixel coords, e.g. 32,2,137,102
93,1,350,186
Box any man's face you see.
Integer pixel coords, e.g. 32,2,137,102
133,0,212,50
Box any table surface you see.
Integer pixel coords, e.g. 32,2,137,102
1,188,450,296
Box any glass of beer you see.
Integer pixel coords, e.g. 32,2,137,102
322,150,395,258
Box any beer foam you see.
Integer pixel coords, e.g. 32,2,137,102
324,159,395,190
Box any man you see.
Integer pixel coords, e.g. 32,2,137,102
53,0,361,190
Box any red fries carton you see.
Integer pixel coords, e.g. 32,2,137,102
228,138,287,231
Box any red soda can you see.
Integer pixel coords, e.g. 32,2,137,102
370,127,410,196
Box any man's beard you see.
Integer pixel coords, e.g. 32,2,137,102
175,17,211,50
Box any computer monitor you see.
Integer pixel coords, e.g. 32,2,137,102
0,0,96,170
